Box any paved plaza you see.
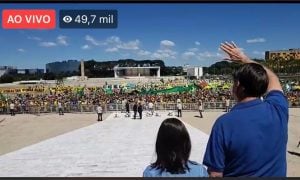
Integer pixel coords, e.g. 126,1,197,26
0,112,209,177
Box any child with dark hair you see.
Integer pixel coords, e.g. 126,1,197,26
143,118,208,177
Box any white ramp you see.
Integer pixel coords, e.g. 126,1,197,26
0,112,209,177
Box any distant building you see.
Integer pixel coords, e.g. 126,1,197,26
183,64,190,73
0,66,17,77
187,67,203,79
0,66,44,77
46,60,80,74
265,49,300,61
113,65,160,78
17,69,26,74
17,69,44,75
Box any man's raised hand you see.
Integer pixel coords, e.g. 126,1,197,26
220,41,251,64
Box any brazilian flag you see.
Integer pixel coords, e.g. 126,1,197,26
104,88,113,95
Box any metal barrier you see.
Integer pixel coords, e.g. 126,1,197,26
0,100,299,115
0,102,234,115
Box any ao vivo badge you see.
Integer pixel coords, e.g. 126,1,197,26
2,9,56,29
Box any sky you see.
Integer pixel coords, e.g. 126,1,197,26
1,3,300,69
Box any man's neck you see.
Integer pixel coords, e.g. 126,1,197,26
239,97,258,103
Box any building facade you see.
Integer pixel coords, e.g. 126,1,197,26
17,69,44,75
187,67,203,79
46,60,80,74
113,65,160,78
0,66,17,77
265,49,300,61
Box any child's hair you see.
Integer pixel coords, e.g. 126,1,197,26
151,118,191,174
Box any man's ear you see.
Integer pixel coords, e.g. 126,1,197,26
236,81,246,96
236,80,240,87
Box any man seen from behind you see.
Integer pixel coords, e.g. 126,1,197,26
203,42,288,177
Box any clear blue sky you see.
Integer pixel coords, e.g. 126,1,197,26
1,3,300,69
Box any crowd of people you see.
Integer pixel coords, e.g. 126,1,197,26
0,82,234,114
0,77,299,115
1,69,300,115
1,62,300,112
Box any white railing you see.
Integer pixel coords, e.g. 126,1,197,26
0,100,299,115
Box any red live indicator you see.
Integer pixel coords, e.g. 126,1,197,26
2,9,56,29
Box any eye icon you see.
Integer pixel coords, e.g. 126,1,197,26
63,15,73,23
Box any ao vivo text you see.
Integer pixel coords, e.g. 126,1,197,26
2,9,56,29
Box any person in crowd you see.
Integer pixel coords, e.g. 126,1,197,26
97,104,103,121
9,101,15,116
203,42,288,177
198,99,203,118
21,101,26,114
121,98,126,113
58,101,64,115
148,101,154,115
125,100,130,114
138,102,143,119
133,102,138,119
177,100,182,117
225,97,230,112
103,101,107,113
143,118,208,177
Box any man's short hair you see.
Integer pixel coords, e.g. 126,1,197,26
233,63,269,97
